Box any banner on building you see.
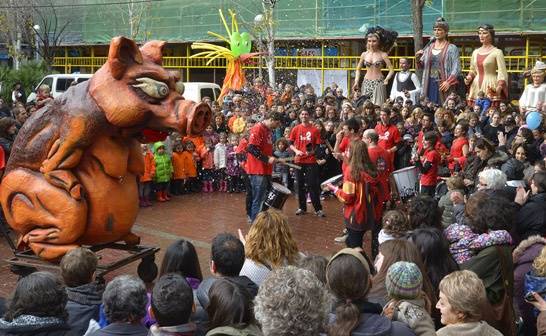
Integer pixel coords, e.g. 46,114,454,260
297,69,348,95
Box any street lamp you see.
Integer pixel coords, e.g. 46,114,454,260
254,14,265,78
262,0,277,8
33,24,40,62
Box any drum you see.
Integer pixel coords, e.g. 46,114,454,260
264,182,292,210
391,166,418,199
320,174,343,190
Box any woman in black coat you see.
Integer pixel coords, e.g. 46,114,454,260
462,137,508,191
514,172,546,244
0,272,74,336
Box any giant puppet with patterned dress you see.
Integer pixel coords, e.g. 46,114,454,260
416,17,461,105
465,24,508,106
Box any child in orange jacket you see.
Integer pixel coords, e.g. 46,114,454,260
139,144,156,207
199,138,215,192
183,141,199,192
171,141,186,195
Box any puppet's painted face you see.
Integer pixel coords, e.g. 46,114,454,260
230,32,251,58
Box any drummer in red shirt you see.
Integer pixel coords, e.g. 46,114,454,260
236,132,252,222
246,112,282,222
289,109,325,217
414,131,441,197
416,112,449,157
333,118,361,172
374,107,401,165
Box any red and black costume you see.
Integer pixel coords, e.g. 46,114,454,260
335,169,380,249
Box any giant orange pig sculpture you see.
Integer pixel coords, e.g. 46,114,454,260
0,37,212,260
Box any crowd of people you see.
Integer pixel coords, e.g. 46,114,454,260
1,206,546,336
1,15,546,336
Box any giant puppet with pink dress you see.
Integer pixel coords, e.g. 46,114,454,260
465,24,508,107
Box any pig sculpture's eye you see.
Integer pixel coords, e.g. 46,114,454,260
132,77,170,99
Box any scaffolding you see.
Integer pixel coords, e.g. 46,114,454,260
48,0,545,92
54,0,546,45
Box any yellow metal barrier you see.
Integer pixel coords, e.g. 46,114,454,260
52,54,545,74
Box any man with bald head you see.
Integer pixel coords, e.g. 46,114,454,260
390,58,421,103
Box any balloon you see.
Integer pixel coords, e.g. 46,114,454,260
526,111,542,130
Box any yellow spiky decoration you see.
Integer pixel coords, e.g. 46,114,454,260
191,9,254,101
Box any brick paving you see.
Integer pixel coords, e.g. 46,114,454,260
0,192,348,298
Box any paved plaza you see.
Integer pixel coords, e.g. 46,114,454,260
0,192,346,298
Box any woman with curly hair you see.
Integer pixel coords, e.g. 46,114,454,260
406,194,442,230
352,26,397,106
0,271,72,335
378,210,412,244
254,266,331,336
239,209,300,286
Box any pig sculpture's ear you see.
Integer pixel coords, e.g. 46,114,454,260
108,37,143,80
140,40,166,66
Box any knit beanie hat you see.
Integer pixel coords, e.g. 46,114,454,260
385,261,422,300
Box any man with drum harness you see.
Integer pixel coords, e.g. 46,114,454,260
415,112,449,165
375,107,401,166
333,118,361,172
414,131,441,196
289,109,325,217
246,112,282,222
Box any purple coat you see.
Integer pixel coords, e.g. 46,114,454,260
226,145,241,176
513,235,546,335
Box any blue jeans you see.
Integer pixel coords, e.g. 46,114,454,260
249,175,271,222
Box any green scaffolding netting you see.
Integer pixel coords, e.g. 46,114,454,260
53,0,546,45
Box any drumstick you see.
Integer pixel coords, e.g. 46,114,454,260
276,161,302,170
325,141,335,153
278,157,295,162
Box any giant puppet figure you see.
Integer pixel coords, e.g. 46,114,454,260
465,24,508,106
0,37,212,260
416,17,461,105
191,9,261,102
352,26,397,106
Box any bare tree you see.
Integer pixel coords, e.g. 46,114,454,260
0,0,31,69
30,0,70,68
261,0,277,87
0,0,71,69
411,0,426,53
98,0,152,41
119,0,152,40
240,1,277,86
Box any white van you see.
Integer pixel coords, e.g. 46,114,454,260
182,82,221,103
27,74,93,103
27,76,220,104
